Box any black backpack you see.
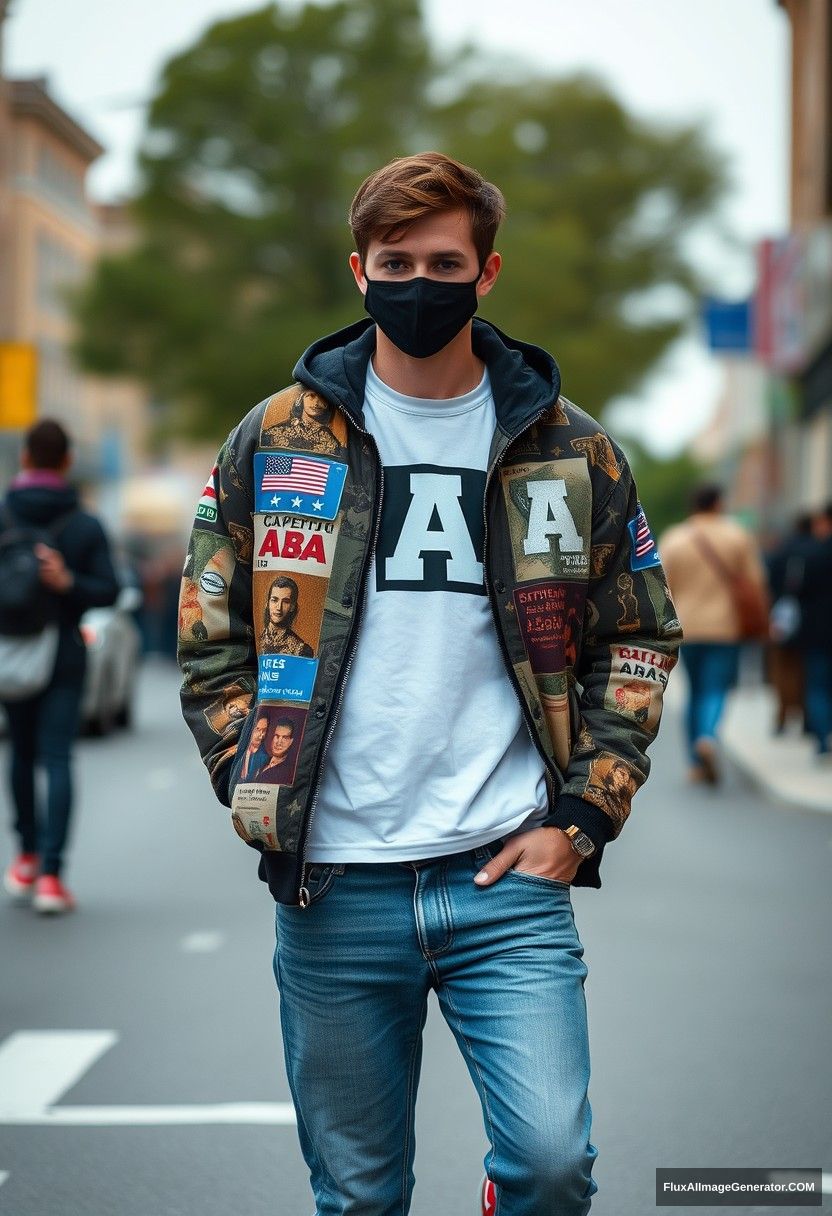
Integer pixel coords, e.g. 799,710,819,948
0,505,77,637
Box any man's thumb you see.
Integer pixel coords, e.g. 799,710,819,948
474,847,518,886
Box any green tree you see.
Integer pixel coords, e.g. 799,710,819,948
72,0,730,441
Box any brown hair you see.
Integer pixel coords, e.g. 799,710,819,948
24,419,70,469
349,151,506,270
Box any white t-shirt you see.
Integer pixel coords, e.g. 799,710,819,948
306,359,548,862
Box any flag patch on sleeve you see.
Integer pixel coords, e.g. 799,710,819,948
627,504,661,571
196,466,218,522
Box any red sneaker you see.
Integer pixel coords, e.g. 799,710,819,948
4,854,39,899
33,875,76,915
480,1174,496,1216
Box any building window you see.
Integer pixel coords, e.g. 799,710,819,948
36,145,86,210
36,232,84,318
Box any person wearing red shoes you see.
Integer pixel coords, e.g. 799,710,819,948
1,420,119,914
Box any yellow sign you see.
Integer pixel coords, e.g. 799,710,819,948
0,343,38,430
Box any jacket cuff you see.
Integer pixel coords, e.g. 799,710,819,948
542,793,616,890
543,793,617,850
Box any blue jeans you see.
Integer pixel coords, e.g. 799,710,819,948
680,642,740,764
274,839,598,1215
803,647,832,752
3,680,84,877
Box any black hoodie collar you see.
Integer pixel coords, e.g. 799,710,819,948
293,318,561,439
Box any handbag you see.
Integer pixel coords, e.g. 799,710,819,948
693,530,770,641
0,625,60,701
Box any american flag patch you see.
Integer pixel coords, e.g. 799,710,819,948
260,454,330,495
627,504,661,571
253,451,348,520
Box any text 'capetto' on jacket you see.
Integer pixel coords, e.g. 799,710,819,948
177,318,683,906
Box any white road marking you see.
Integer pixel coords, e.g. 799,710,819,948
0,1103,296,1126
0,1172,8,1187
180,931,226,953
0,1031,117,1117
822,1173,832,1194
0,1032,296,1126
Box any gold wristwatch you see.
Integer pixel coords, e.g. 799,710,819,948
564,825,596,859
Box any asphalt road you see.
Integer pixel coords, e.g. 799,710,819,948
0,659,829,1216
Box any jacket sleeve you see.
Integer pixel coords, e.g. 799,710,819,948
65,517,120,611
544,450,683,873
177,426,258,807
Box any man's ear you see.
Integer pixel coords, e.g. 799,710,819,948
349,252,367,295
476,251,501,299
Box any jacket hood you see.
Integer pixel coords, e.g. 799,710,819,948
5,482,80,528
293,317,561,437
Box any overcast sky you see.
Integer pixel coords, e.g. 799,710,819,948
3,0,791,454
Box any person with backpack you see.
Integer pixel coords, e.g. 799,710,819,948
1,419,119,913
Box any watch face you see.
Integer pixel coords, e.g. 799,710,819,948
572,831,595,857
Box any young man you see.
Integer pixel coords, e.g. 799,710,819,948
178,152,682,1214
2,419,119,913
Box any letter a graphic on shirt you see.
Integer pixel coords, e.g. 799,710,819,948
385,472,483,585
523,479,584,556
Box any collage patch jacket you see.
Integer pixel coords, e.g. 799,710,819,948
178,318,683,905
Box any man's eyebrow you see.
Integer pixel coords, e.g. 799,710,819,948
372,247,468,260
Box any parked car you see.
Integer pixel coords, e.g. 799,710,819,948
80,583,143,735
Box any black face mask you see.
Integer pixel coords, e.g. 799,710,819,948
363,275,480,359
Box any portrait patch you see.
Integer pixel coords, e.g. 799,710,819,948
512,581,585,673
254,569,327,658
257,654,318,703
254,451,348,520
627,504,661,571
604,645,673,734
501,458,591,582
232,704,307,791
260,385,348,456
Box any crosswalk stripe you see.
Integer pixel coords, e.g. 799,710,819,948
0,1032,117,1117
0,1103,296,1126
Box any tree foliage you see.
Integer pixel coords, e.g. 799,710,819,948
72,0,730,440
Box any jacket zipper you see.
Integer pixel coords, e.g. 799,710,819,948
297,424,384,907
482,408,565,796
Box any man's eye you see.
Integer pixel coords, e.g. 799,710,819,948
382,259,405,272
436,260,461,271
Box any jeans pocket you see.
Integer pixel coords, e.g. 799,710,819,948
506,867,571,889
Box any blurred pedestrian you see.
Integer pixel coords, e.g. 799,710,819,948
179,151,682,1214
796,504,832,757
1,420,119,913
765,512,813,734
660,484,768,784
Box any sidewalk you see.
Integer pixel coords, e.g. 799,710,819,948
721,684,832,815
